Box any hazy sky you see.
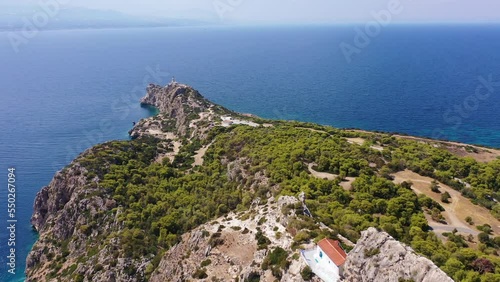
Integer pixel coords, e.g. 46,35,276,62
4,0,500,23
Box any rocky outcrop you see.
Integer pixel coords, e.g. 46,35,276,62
30,163,88,235
129,82,227,139
342,227,454,282
140,83,208,113
149,196,315,282
26,146,152,282
27,163,90,280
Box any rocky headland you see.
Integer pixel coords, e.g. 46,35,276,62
27,81,500,282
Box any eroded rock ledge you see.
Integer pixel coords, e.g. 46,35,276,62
343,227,454,282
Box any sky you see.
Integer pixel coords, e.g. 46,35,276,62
2,0,500,24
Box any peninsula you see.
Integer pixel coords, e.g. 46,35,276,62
27,82,500,282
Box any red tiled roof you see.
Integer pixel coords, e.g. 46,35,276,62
318,239,347,266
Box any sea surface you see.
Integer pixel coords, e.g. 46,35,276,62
1,25,500,281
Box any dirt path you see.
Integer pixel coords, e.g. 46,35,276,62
393,135,500,163
295,128,384,152
296,127,330,135
346,137,386,152
307,163,337,181
155,140,182,164
392,170,499,236
146,129,176,140
169,141,182,161
192,142,212,167
189,111,210,128
430,223,478,235
346,138,366,146
347,129,500,163
339,177,356,191
148,130,181,164
306,163,355,190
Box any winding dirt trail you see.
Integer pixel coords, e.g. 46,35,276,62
392,170,499,236
193,142,213,167
307,163,355,190
307,163,337,181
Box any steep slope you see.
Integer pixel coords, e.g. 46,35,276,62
27,139,161,282
343,227,454,282
149,196,313,282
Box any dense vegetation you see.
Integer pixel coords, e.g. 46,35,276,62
386,138,500,216
214,124,500,280
69,122,499,281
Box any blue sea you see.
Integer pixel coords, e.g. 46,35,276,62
1,25,500,281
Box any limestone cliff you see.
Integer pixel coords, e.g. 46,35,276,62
26,141,159,282
30,163,89,236
342,227,454,282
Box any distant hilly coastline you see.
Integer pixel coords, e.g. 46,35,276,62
0,6,217,31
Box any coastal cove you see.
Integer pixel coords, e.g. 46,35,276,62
1,25,500,281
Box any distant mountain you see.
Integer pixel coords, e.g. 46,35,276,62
0,6,216,31
163,8,221,21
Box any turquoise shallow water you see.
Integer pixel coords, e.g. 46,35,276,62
1,25,500,281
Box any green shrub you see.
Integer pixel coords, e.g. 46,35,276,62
364,248,380,257
192,268,208,279
94,264,104,272
441,192,451,203
201,259,212,267
301,266,314,280
255,229,271,250
262,247,290,279
244,271,260,282
465,216,474,225
257,217,267,225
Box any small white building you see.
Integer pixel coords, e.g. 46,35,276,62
302,238,347,282
220,116,259,128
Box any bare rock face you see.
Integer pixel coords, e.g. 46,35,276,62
27,163,89,279
30,163,88,234
140,83,207,113
342,227,454,282
26,146,150,282
149,196,310,282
